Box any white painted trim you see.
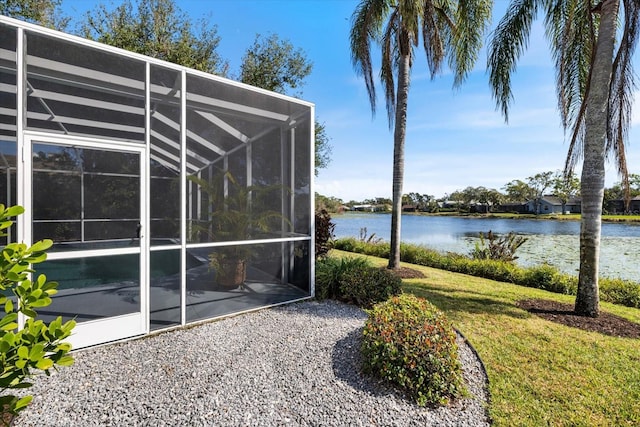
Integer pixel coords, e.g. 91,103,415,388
309,105,316,297
69,313,145,350
185,236,311,250
180,69,187,327
23,133,147,346
0,16,314,108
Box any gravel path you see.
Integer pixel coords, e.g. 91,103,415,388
14,300,490,426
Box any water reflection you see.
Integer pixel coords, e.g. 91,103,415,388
333,213,640,282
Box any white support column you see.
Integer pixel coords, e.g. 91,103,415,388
309,107,316,297
280,128,288,283
180,69,187,326
288,127,296,280
141,61,151,334
16,27,27,330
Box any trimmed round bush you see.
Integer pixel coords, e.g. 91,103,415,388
361,294,466,406
338,265,402,308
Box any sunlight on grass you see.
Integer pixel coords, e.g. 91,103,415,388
331,250,640,426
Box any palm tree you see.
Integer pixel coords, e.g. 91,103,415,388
488,0,639,316
350,0,492,269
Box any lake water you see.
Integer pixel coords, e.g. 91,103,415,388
332,213,640,282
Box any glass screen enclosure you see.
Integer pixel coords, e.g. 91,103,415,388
0,16,314,349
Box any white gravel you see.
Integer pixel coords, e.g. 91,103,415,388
14,300,490,426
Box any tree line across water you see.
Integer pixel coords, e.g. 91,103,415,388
317,170,640,215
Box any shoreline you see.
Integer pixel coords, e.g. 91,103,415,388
333,210,640,223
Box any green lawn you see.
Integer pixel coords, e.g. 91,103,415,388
332,250,640,426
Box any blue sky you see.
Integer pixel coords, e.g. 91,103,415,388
61,0,640,202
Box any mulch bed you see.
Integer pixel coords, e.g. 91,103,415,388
386,267,426,279
517,298,640,339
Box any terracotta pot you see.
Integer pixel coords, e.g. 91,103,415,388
217,259,246,288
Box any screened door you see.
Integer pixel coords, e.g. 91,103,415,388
22,134,147,348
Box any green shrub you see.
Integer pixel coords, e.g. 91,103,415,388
335,238,640,309
0,205,76,421
338,265,402,308
361,294,466,406
315,256,372,300
600,278,640,308
520,264,576,294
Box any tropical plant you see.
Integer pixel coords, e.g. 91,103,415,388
188,171,290,287
358,227,383,244
0,205,75,422
470,230,528,262
349,0,492,269
487,0,639,316
315,209,335,259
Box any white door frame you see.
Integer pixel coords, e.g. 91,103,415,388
20,132,148,349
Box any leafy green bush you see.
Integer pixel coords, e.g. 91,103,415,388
521,264,577,294
334,238,640,309
314,255,401,308
315,256,371,300
338,264,402,308
0,205,76,421
361,294,466,406
600,278,640,308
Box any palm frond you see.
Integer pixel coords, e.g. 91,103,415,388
350,0,391,116
422,0,448,78
545,0,594,130
450,0,492,87
607,0,639,187
381,9,400,127
487,0,541,122
543,0,594,175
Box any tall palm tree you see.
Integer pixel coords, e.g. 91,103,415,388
488,0,639,316
350,0,492,269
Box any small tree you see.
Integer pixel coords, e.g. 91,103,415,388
552,170,580,214
239,33,332,176
80,0,228,75
527,171,554,215
0,205,75,423
503,179,535,203
0,0,69,30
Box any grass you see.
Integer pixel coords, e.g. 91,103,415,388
331,250,640,426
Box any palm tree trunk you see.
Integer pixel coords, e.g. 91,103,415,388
388,52,411,270
575,0,619,317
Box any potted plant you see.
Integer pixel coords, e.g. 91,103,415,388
188,171,290,288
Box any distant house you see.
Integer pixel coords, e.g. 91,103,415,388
497,202,528,214
439,200,461,209
526,195,581,214
352,204,387,212
606,196,640,213
402,204,419,212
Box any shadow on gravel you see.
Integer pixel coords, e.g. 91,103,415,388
331,327,408,402
274,299,369,321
